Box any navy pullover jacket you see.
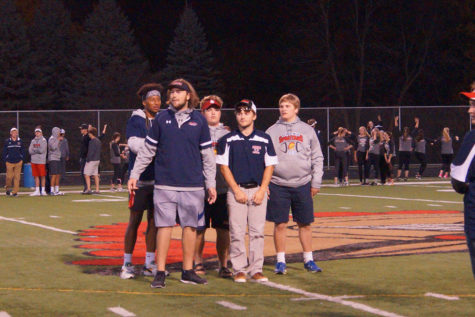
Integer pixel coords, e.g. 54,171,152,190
2,138,24,163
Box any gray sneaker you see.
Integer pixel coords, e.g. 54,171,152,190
150,271,166,288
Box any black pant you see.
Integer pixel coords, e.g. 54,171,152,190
379,155,390,184
120,163,129,184
441,154,453,172
368,153,379,179
414,152,427,175
357,151,369,182
111,163,122,185
334,151,348,182
79,157,87,191
398,151,411,171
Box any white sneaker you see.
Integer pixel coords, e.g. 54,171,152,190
40,191,47,196
55,191,64,196
120,264,135,279
30,191,40,196
143,263,157,276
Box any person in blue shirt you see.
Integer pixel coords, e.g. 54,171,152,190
217,99,278,283
120,83,162,280
451,87,475,279
128,79,217,288
3,127,24,196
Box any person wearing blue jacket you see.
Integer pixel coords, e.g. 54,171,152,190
3,127,24,196
451,88,475,279
120,83,162,280
129,79,217,288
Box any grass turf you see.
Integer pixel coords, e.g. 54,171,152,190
0,181,473,316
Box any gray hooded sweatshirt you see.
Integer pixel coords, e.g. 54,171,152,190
29,135,47,164
48,127,61,162
209,123,230,194
266,117,324,188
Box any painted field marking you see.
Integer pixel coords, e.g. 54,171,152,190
72,199,127,203
0,312,12,317
424,292,459,301
293,296,366,301
339,207,351,209
385,206,398,208
436,189,455,192
262,281,404,317
107,307,136,317
427,204,442,207
99,214,111,217
49,215,60,218
313,223,463,231
318,193,462,204
0,216,76,235
216,301,247,310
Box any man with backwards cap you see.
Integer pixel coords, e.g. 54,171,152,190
120,83,162,280
78,123,107,194
129,79,217,288
3,127,24,196
194,95,233,278
451,84,475,279
216,99,278,283
29,126,48,196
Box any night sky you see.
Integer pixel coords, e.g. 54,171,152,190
59,0,473,107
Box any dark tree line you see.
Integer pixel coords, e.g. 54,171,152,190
1,0,473,110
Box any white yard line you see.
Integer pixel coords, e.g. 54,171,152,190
216,301,247,311
0,312,12,317
262,281,404,317
427,204,442,207
0,216,76,235
49,215,60,218
318,193,462,204
385,206,398,208
72,199,127,203
339,207,351,209
424,292,459,301
436,189,455,192
99,214,111,217
107,307,136,317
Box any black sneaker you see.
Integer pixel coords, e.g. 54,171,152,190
150,271,166,288
180,269,208,285
218,267,233,279
6,190,10,196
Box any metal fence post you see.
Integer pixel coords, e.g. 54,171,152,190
97,110,101,136
398,106,402,131
16,111,19,131
327,107,330,169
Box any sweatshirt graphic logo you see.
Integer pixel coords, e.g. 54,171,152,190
279,132,303,155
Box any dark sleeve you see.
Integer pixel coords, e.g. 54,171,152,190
112,143,120,156
328,136,336,147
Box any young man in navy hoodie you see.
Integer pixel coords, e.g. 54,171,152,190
451,86,475,279
121,83,162,279
3,127,24,196
129,79,216,288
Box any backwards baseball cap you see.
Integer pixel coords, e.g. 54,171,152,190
234,99,257,113
201,98,222,111
10,127,17,133
35,128,42,133
79,123,88,129
168,80,190,92
460,91,475,101
60,128,65,134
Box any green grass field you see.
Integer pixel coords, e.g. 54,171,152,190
1,180,474,316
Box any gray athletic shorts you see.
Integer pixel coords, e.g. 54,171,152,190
49,160,62,175
153,188,205,228
84,160,99,176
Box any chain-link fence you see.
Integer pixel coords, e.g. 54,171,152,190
0,106,471,174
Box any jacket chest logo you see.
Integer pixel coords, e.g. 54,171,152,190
252,145,261,154
188,121,198,126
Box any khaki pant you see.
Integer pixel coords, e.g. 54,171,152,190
227,186,267,276
5,161,23,194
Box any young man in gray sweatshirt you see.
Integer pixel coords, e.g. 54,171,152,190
29,127,47,196
266,93,324,274
194,95,232,278
48,127,64,195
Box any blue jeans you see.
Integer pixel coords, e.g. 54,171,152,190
467,236,475,280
